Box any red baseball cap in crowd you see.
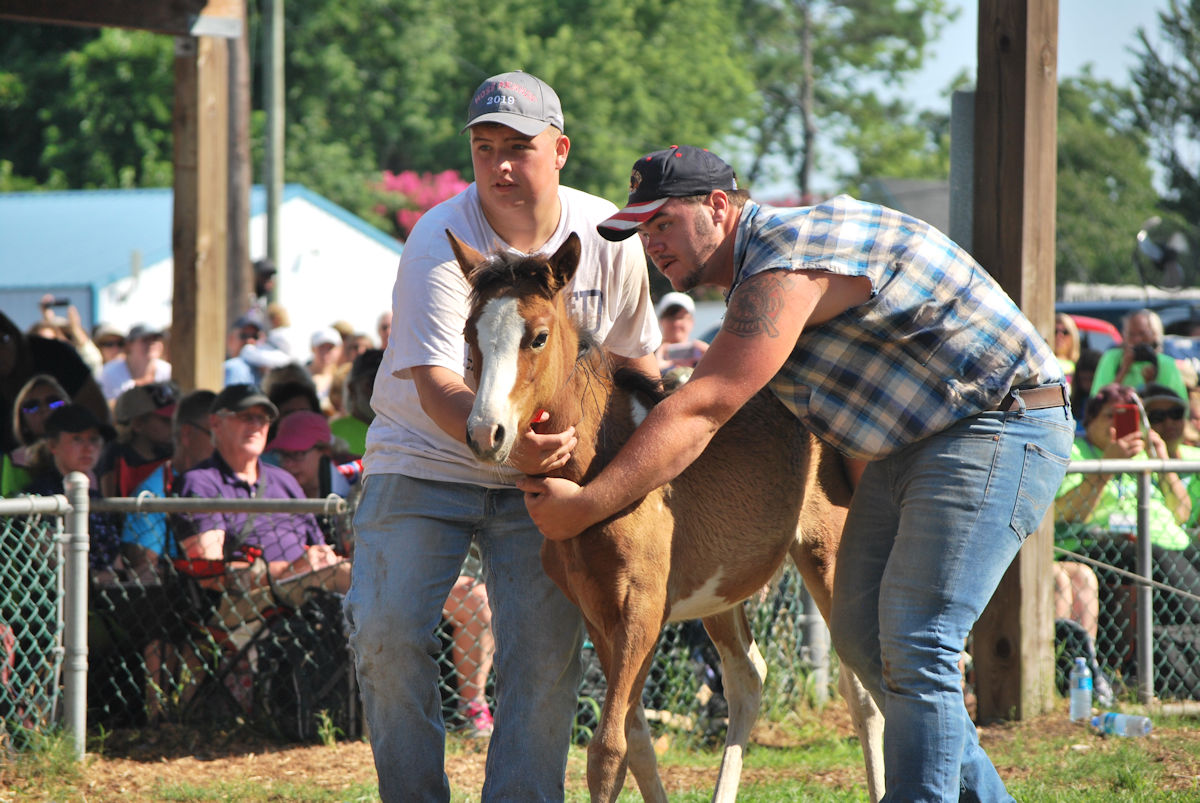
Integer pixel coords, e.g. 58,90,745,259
267,410,331,452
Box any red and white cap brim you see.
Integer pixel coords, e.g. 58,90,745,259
597,198,670,241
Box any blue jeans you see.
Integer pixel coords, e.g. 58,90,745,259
344,474,584,802
830,405,1073,802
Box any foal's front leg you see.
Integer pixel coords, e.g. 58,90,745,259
586,613,668,803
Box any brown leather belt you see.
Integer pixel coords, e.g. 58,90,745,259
993,384,1069,412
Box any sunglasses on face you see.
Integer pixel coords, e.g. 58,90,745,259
22,397,65,415
1054,328,1070,336
1148,408,1186,424
221,410,271,428
97,339,124,348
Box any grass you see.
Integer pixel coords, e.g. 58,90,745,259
153,781,381,802
4,704,1199,801
0,726,86,802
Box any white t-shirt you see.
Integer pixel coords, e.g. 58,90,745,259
99,358,172,401
363,183,661,487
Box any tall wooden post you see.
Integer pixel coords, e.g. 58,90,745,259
173,34,229,393
971,0,1059,721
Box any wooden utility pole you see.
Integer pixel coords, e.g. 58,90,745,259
971,0,1060,721
172,34,230,392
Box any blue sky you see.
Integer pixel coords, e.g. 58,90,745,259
771,1,1172,195
907,0,1168,110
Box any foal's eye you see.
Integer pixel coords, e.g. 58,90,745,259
530,331,549,350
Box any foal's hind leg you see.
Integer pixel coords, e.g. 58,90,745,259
701,606,767,803
791,538,885,802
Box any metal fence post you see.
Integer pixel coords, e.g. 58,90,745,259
798,583,830,705
1135,470,1154,704
63,472,90,761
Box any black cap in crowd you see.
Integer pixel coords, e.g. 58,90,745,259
209,384,280,420
44,404,116,441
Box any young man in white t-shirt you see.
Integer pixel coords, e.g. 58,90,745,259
344,70,660,801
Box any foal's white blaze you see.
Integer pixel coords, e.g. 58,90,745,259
468,296,524,460
667,571,731,621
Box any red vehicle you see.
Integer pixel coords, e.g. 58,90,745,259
1069,314,1122,353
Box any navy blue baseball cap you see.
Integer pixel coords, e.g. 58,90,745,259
598,145,738,241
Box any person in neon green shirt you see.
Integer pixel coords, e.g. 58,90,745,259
1058,383,1191,549
329,348,381,458
1056,383,1200,656
1090,309,1188,401
1142,382,1200,530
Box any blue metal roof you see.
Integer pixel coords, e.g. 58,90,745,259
0,183,401,291
0,187,174,289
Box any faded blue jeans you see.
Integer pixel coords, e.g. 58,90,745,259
345,474,584,802
831,404,1073,802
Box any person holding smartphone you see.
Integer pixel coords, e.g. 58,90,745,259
1090,308,1188,401
654,291,709,377
1057,383,1191,533
1055,383,1200,696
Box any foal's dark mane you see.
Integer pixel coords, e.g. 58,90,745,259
615,366,666,406
466,250,559,311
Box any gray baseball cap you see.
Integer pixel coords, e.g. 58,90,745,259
462,71,564,137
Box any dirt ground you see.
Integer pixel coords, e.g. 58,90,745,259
77,706,864,800
66,707,1200,800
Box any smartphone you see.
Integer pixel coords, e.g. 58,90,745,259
1132,343,1158,363
1113,403,1140,438
665,343,696,361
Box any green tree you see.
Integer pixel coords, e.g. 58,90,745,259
0,26,174,189
734,0,956,199
1055,73,1162,287
0,23,99,188
2,0,754,214
837,102,953,194
1132,0,1200,220
278,0,755,208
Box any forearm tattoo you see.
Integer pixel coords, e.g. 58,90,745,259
724,271,789,338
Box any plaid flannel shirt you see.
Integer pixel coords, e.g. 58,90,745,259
727,196,1062,460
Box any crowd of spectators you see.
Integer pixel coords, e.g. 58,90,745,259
1,300,496,733
1053,307,1200,700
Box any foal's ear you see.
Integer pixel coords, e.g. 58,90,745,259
446,230,486,282
548,232,581,289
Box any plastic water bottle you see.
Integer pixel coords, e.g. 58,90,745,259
1091,711,1153,737
1068,657,1092,722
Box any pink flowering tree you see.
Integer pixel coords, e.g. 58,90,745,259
374,169,469,241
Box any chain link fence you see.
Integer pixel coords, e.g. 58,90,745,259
0,510,64,751
0,483,839,753
87,493,359,743
1053,457,1200,705
15,459,1200,758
